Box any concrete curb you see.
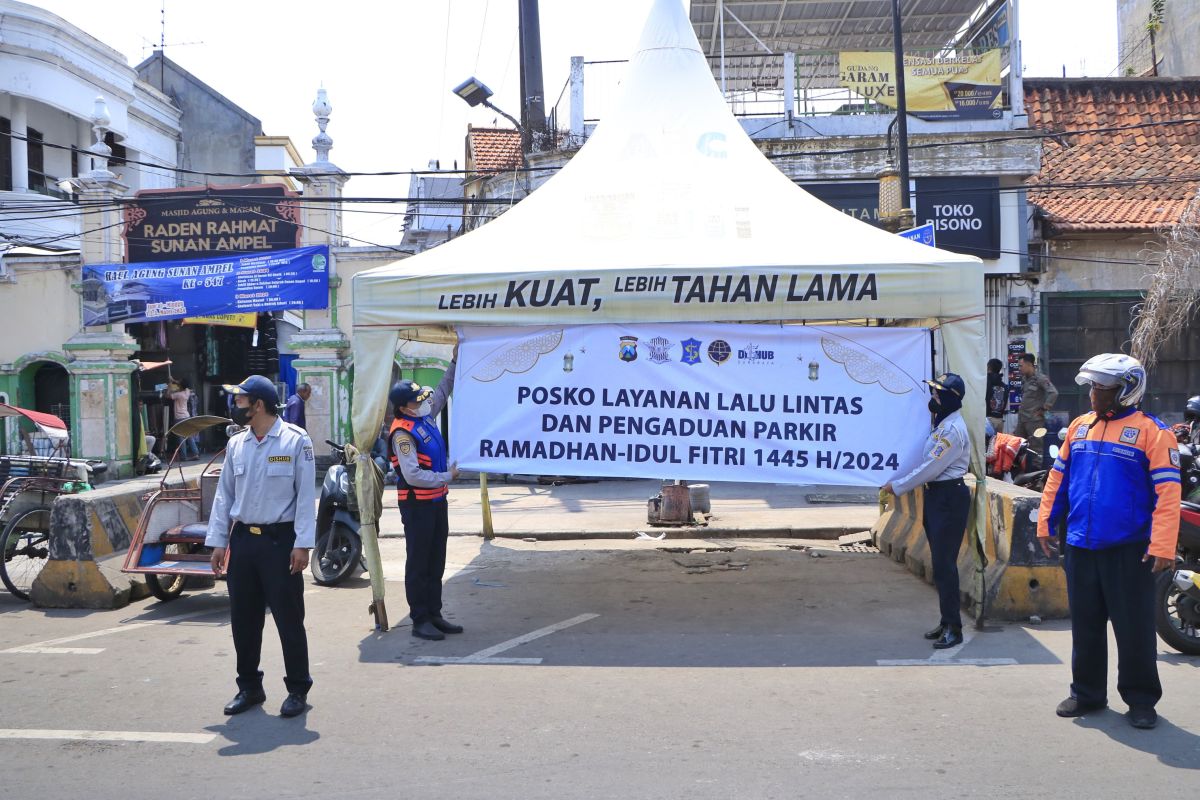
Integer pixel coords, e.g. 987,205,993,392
30,471,199,609
872,478,1068,621
475,525,865,541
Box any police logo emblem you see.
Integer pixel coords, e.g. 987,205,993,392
1073,426,1087,439
618,336,638,362
647,336,672,364
1171,448,1181,468
680,338,702,365
398,439,413,456
707,339,731,365
1119,426,1139,444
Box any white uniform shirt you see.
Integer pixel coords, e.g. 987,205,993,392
205,416,317,548
889,409,971,496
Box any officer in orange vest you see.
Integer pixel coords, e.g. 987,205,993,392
387,347,460,640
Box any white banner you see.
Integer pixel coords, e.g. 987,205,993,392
451,323,932,486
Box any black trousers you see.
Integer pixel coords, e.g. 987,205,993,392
923,480,971,629
1064,540,1161,708
398,498,449,624
227,523,312,696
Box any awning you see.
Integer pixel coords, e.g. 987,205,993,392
0,403,69,441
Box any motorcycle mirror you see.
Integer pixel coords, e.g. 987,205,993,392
1048,445,1060,460
1033,427,1047,439
1058,427,1068,442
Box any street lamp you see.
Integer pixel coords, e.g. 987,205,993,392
453,77,526,137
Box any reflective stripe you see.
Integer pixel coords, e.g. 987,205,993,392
1153,474,1181,485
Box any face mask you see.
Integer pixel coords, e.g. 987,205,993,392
231,403,253,426
928,397,940,414
414,400,432,417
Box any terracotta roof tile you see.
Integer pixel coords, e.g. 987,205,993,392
467,127,522,175
1024,78,1200,233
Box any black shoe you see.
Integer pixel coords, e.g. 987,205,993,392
431,615,464,634
1127,705,1157,729
223,690,266,716
923,624,946,640
931,626,963,649
280,693,308,718
412,620,445,640
1056,697,1107,718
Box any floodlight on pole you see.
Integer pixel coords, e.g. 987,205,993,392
452,76,527,142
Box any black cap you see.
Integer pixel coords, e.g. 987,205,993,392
389,380,433,410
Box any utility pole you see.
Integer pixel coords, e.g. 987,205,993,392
518,0,547,153
891,0,913,223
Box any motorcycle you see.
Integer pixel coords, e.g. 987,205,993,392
1155,442,1200,655
310,439,365,586
987,427,1048,491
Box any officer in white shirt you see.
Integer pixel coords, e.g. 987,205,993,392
883,372,972,649
206,375,315,719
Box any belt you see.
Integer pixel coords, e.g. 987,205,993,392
926,477,965,488
234,521,295,538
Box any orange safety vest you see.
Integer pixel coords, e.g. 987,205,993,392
388,416,450,502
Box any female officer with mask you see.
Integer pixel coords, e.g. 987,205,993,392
883,373,972,650
387,347,460,640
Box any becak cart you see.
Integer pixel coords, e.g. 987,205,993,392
122,415,230,601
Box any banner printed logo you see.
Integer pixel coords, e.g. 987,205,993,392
647,336,673,364
737,341,775,365
681,338,702,365
619,336,639,362
707,339,731,365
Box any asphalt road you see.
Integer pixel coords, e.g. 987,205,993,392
1,537,1197,799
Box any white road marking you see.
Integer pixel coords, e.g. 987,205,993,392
1,608,224,655
414,613,600,665
876,629,1018,667
0,728,215,744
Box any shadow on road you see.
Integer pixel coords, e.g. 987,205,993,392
354,542,1063,669
205,707,320,756
1075,712,1200,769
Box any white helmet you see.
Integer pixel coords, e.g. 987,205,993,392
1075,353,1147,407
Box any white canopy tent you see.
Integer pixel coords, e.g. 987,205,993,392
349,0,987,629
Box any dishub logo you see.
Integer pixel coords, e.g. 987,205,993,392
707,339,731,365
680,338,702,365
646,336,673,364
737,341,774,365
618,336,638,362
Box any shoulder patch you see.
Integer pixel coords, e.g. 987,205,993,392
1119,426,1140,445
398,438,413,456
303,444,314,462
1170,448,1181,468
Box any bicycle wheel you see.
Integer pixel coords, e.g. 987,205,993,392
0,506,53,601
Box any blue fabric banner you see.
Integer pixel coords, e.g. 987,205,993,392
81,245,329,325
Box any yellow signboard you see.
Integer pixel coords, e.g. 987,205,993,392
182,313,259,329
838,50,1004,120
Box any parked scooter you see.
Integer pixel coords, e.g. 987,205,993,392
1156,443,1200,655
310,440,364,586
986,423,1048,491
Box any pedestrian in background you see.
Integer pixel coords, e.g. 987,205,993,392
986,358,1007,433
207,374,316,719
387,348,461,641
1014,353,1057,456
168,378,199,461
1038,353,1180,730
883,372,972,650
283,382,311,431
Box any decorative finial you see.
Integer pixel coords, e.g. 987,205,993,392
312,87,333,163
88,95,114,178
